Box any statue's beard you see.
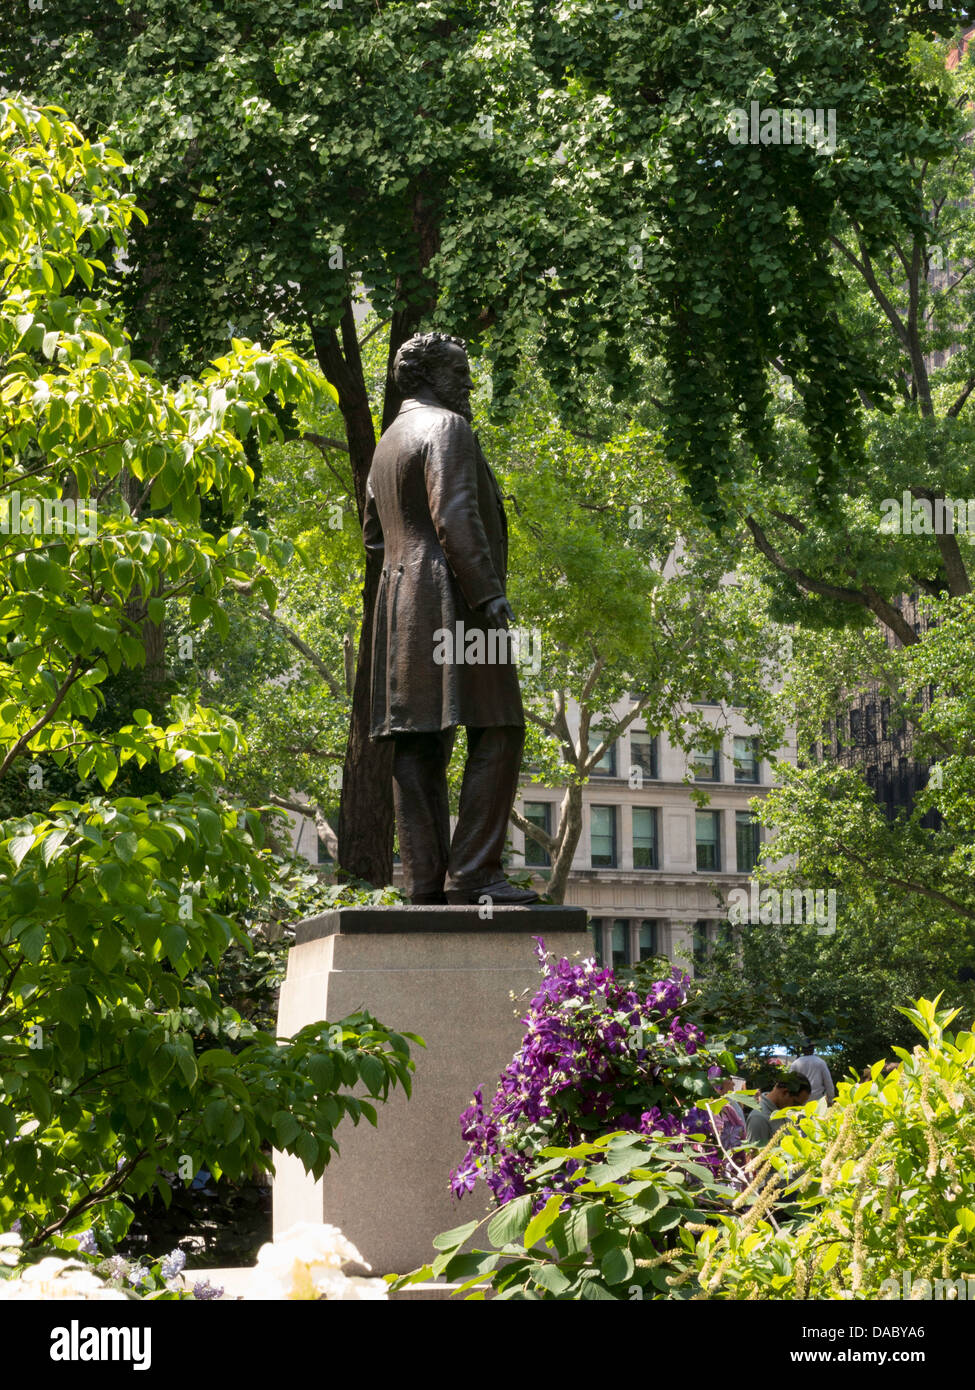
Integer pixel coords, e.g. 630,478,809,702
431,381,472,420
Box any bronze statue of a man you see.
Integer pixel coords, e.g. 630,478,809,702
364,332,539,906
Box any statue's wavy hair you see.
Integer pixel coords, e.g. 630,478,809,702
392,331,466,396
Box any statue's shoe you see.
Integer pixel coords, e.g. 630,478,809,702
446,879,540,906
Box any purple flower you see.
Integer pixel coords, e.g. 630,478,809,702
449,1161,478,1198
192,1280,224,1300
75,1228,98,1255
452,950,727,1205
160,1248,187,1279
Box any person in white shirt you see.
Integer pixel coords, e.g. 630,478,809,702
787,1038,835,1102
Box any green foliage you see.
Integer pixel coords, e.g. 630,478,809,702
480,1,966,514
0,98,413,1247
679,926,956,1084
740,590,975,1060
692,997,975,1299
393,1130,737,1301
713,36,975,625
0,0,556,378
6,0,960,515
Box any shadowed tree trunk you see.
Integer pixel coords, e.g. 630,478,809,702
313,187,442,885
310,301,393,886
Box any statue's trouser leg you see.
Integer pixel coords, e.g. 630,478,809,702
392,728,456,900
447,724,525,892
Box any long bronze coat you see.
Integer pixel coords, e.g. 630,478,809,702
364,397,525,739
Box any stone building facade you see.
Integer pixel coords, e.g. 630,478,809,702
510,698,796,975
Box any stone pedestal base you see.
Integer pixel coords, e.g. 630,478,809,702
273,906,589,1275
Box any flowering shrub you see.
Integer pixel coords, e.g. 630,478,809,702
243,1222,387,1300
451,940,737,1207
691,997,975,1300
0,1252,129,1301
0,1221,384,1300
0,1227,220,1300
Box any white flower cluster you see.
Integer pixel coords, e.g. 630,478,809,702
244,1222,388,1301
0,1235,127,1301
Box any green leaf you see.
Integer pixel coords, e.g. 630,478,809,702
8,832,35,868
40,825,71,865
274,1112,301,1147
174,1048,198,1087
159,922,188,961
114,831,139,863
523,1193,563,1249
563,1202,605,1254
357,1053,386,1093
600,1245,635,1285
531,1263,572,1295
19,921,45,964
578,1279,618,1300
59,984,87,1027
487,1194,534,1248
431,1220,479,1252
93,927,123,972
94,860,122,895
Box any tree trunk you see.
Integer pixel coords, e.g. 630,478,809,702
314,192,442,885
546,782,584,904
310,301,396,885
120,468,167,701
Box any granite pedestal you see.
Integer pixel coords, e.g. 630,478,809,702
272,905,589,1275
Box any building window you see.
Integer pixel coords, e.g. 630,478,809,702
523,801,552,867
693,920,711,968
691,743,720,781
629,730,658,781
735,811,761,873
588,730,617,777
590,805,618,867
695,810,721,870
733,736,760,783
611,919,628,969
638,920,658,960
589,918,604,965
632,807,658,869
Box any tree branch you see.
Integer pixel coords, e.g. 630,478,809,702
744,517,919,648
0,658,84,779
259,607,344,698
268,793,339,860
509,806,556,851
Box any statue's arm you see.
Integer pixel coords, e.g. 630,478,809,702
424,416,504,611
363,477,384,563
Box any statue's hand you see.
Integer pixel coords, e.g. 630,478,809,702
483,596,514,628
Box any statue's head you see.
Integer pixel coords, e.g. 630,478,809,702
393,331,473,420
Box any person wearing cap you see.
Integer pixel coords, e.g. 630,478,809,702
787,1037,836,1103
745,1071,812,1147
